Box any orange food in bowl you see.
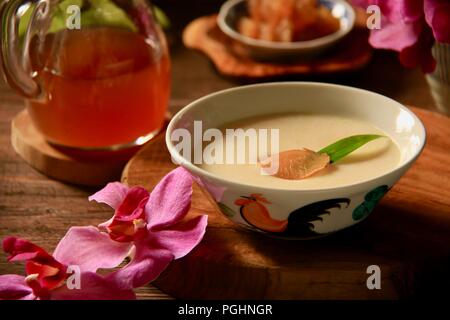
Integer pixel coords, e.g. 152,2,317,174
238,0,340,42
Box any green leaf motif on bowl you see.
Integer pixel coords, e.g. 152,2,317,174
218,202,235,218
352,185,389,221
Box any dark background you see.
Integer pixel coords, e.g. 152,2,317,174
153,0,436,113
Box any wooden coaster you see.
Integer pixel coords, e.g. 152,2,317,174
183,13,373,78
122,107,450,299
11,110,141,186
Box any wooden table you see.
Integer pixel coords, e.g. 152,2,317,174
0,0,441,300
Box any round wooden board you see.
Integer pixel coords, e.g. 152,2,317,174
182,13,372,79
122,107,450,299
11,110,134,186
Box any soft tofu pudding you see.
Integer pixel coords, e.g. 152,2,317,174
199,113,401,190
167,82,426,238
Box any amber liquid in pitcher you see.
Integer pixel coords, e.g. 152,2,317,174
28,27,170,149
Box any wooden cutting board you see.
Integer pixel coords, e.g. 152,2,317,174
122,107,450,299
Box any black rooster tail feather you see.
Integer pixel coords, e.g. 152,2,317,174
282,198,350,237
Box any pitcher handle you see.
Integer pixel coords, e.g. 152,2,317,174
0,0,50,99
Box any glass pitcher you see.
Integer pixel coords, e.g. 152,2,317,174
1,0,170,150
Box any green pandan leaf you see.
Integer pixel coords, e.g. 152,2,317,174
319,134,385,163
18,0,137,39
81,0,137,31
18,3,34,37
19,0,83,37
58,0,84,13
153,5,171,30
218,202,235,218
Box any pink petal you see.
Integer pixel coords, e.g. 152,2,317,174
379,0,423,22
3,237,50,262
0,275,35,300
146,167,193,230
349,0,371,8
114,187,149,222
53,226,131,272
352,0,423,22
99,217,114,230
51,272,136,300
154,215,208,259
107,239,174,289
89,182,129,209
399,28,436,73
369,18,422,52
3,238,67,293
424,0,450,43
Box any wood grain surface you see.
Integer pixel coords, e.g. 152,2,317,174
0,0,444,300
122,108,450,299
0,86,170,300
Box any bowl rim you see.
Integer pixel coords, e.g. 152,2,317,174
217,0,356,50
166,82,427,194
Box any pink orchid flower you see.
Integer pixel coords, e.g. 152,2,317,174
0,237,135,300
54,167,208,289
353,0,450,73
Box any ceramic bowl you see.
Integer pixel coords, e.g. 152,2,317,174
166,82,426,239
217,0,355,61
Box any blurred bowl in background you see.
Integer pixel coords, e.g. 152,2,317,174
217,0,355,61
